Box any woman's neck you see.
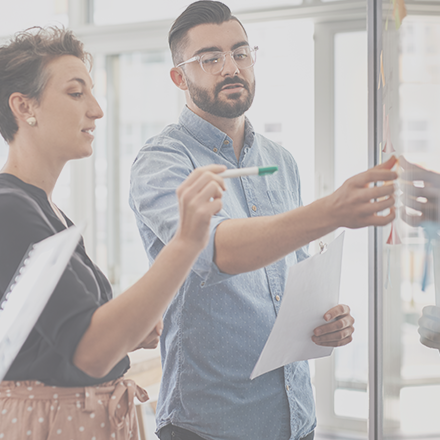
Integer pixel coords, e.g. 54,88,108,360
2,139,65,202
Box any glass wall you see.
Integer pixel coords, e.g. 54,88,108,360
92,0,303,26
333,30,369,424
377,8,440,440
0,0,68,37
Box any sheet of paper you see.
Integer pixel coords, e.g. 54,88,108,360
250,232,344,380
0,224,83,381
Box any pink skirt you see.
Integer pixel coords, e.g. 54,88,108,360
0,377,149,439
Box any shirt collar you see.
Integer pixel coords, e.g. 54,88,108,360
179,106,256,154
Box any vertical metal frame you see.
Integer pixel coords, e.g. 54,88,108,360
367,0,383,439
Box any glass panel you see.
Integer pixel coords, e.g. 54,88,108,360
333,30,369,426
92,0,301,26
117,50,181,292
246,19,315,205
0,0,68,37
91,54,109,274
381,13,440,439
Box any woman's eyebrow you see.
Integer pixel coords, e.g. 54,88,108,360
67,77,95,89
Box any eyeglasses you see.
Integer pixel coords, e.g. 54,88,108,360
176,45,258,75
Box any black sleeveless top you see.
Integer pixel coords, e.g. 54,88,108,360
0,174,130,386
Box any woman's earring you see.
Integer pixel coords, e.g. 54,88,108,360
26,117,37,127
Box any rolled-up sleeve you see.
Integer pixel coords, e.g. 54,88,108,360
129,141,234,286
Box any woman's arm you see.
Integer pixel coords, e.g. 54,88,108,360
72,165,226,378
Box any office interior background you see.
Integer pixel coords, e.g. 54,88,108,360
0,0,439,439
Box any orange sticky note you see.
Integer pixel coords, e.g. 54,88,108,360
378,51,386,90
393,0,407,29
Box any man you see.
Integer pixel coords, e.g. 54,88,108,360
129,2,397,439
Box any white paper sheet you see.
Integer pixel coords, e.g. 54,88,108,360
250,232,345,380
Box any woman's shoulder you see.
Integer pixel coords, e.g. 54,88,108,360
0,185,42,221
0,179,54,246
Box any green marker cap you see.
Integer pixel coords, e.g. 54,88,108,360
258,166,278,176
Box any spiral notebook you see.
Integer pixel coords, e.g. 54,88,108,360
0,224,84,381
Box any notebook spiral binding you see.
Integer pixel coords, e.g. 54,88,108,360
0,245,35,312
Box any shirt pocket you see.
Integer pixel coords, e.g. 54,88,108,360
266,190,299,215
266,190,300,267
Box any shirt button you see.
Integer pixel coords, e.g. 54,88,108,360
201,282,205,287
223,140,229,145
213,147,218,153
275,295,280,301
286,385,290,391
252,205,257,212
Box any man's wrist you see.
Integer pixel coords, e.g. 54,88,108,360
317,193,341,231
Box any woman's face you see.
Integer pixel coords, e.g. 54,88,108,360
32,55,103,162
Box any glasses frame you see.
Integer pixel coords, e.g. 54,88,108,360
176,45,259,75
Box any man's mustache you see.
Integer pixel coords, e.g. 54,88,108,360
215,77,249,95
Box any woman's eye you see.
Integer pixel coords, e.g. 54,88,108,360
70,93,83,98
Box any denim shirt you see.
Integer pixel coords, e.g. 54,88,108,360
129,106,316,440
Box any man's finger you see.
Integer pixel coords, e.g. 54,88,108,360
375,155,398,170
323,304,350,322
352,169,398,187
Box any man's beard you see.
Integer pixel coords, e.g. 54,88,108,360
186,75,256,119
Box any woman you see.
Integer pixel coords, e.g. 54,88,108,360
0,27,225,439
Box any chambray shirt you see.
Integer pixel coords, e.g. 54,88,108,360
129,106,316,440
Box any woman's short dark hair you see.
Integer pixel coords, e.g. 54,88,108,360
168,1,246,66
0,26,91,143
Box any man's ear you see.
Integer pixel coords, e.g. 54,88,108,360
9,92,37,124
170,67,188,91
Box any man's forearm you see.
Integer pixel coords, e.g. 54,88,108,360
215,157,398,275
215,196,336,274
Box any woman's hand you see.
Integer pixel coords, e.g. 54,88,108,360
131,319,163,351
174,165,226,251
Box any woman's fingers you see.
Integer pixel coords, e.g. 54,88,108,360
177,165,226,197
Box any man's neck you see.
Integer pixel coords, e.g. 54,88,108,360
187,104,246,161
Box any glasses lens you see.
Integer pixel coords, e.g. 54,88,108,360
233,47,255,69
199,47,257,75
200,52,225,74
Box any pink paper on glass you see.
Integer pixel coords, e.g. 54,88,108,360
386,221,401,245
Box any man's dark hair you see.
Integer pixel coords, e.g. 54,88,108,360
0,26,91,143
168,1,247,66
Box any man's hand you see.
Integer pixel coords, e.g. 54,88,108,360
131,320,163,351
312,304,355,347
328,156,398,229
418,306,440,350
